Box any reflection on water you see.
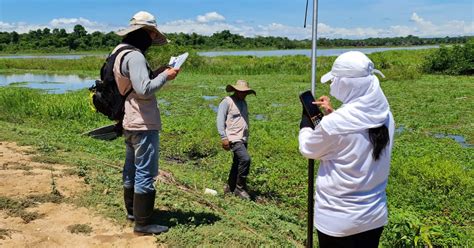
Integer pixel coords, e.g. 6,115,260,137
202,95,218,100
395,125,409,134
255,114,266,120
433,133,473,148
0,73,94,94
0,54,105,59
394,126,471,148
271,103,285,107
199,45,439,57
158,99,170,106
209,104,218,113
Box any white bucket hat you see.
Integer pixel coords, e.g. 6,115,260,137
116,11,168,45
320,51,385,83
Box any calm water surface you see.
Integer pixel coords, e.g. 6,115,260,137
0,45,440,94
198,45,439,57
0,73,95,94
0,54,105,59
0,46,438,59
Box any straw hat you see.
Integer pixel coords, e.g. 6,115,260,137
226,80,256,95
116,11,168,45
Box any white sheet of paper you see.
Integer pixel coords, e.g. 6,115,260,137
168,52,189,69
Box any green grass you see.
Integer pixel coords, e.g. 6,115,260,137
0,193,63,223
67,224,93,235
0,50,472,246
0,228,13,240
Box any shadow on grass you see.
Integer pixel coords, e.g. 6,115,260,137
249,188,283,203
152,209,221,227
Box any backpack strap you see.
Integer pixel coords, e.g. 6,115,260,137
107,45,140,96
123,86,134,99
101,45,138,82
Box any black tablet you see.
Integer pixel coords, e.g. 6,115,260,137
299,90,324,128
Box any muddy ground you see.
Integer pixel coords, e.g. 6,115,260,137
0,141,161,248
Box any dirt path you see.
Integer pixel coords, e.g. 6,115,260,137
0,141,159,248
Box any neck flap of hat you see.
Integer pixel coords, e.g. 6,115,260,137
320,75,390,135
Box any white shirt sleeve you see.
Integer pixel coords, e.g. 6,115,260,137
298,125,338,160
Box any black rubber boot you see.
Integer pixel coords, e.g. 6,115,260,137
133,191,169,234
124,187,134,221
234,177,251,200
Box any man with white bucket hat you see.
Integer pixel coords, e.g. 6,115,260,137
113,11,179,235
216,80,256,200
299,51,394,247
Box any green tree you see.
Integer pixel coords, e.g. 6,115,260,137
73,25,87,37
11,31,19,43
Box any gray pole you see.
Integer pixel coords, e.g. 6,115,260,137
310,0,319,95
307,1,318,247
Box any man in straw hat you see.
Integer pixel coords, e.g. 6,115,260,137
216,80,256,200
113,11,179,235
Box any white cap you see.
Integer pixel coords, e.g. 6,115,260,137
320,51,385,83
116,11,168,45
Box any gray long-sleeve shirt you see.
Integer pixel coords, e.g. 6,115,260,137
216,96,249,142
216,99,230,139
121,50,168,96
114,44,169,130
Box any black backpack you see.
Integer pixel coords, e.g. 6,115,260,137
89,45,138,121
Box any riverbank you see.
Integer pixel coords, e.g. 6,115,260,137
0,49,472,246
0,45,440,59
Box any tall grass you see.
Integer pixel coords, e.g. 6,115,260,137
0,48,435,81
0,49,472,246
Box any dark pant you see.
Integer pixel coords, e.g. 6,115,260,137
317,227,384,248
228,141,251,191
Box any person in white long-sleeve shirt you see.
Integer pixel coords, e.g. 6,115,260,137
299,51,394,248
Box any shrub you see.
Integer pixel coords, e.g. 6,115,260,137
423,39,474,75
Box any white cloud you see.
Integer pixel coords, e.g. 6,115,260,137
0,12,472,39
311,12,473,39
48,17,120,33
0,22,15,30
50,18,97,27
404,12,473,37
196,12,225,23
0,21,46,33
160,19,238,36
161,12,473,39
0,17,120,34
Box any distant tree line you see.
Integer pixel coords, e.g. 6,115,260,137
0,24,471,52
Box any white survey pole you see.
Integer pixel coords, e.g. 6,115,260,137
310,0,319,95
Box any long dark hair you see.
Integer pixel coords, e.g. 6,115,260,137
368,125,389,160
122,28,152,53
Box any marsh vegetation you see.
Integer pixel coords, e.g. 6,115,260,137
0,46,472,246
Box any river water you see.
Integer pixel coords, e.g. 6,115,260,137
0,45,439,94
0,45,438,59
197,45,438,57
0,73,94,94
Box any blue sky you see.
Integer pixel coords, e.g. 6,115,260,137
0,0,472,39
